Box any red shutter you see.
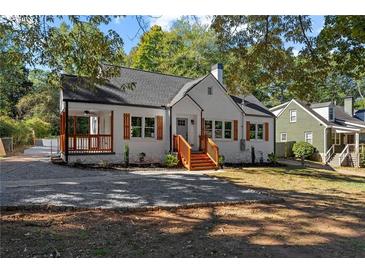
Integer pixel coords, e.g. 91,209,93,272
264,122,269,141
157,115,163,140
233,120,238,141
246,121,250,141
123,113,130,140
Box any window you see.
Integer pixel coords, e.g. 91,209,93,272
329,107,334,121
257,124,264,140
280,133,287,142
144,117,155,138
331,133,340,145
208,87,213,95
215,121,223,139
177,119,186,126
131,117,142,137
305,131,313,144
290,110,297,122
250,124,256,139
205,120,213,138
224,121,232,139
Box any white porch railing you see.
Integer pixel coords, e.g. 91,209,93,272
339,144,356,166
325,144,335,163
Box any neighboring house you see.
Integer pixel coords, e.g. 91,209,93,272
270,97,365,167
59,64,275,170
355,109,365,121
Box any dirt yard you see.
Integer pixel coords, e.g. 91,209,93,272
1,166,364,257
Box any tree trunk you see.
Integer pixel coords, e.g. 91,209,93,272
301,156,305,166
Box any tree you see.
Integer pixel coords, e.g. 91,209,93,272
128,18,222,78
0,16,125,85
211,16,320,100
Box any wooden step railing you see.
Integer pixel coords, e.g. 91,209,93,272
325,144,335,163
199,135,219,169
174,135,192,170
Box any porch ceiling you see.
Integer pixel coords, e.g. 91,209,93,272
68,109,111,116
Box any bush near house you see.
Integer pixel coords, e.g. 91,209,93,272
292,141,315,165
164,153,179,168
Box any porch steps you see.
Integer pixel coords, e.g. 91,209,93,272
327,153,358,167
189,152,217,171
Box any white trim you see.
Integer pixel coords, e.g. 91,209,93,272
289,109,297,123
269,101,289,112
304,131,313,144
276,99,328,126
344,121,365,129
280,132,288,142
332,125,360,132
131,116,156,139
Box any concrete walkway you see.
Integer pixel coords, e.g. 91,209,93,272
1,156,278,209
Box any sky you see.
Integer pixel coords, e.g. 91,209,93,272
98,15,325,54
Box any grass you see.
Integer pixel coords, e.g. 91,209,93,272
1,166,364,257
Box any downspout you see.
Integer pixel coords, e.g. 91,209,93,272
65,100,69,163
273,116,276,155
169,106,172,152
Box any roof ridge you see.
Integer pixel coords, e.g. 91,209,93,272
101,63,195,80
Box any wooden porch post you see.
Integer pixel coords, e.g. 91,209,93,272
73,115,76,151
65,101,69,163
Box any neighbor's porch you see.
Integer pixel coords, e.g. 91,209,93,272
59,108,114,158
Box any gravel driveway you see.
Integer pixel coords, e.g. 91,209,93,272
1,156,278,209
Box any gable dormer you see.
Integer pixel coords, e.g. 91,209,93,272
311,102,335,122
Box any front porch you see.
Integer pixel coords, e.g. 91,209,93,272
325,130,365,167
59,108,114,159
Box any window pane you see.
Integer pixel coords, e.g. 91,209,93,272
205,120,212,138
224,121,232,139
145,117,155,128
132,127,142,137
145,128,155,138
132,117,142,127
131,117,142,137
215,121,223,138
250,124,256,139
257,124,263,139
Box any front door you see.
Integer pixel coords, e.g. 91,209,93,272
176,118,188,141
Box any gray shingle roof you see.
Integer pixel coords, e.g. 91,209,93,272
61,65,273,117
61,66,193,107
231,94,274,117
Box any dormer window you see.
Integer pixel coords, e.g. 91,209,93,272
329,107,334,121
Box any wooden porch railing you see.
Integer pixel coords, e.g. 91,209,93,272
174,134,192,170
66,134,112,154
199,135,219,168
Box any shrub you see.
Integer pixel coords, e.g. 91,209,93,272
292,141,315,166
360,153,365,167
24,117,51,138
99,160,110,168
164,153,179,168
268,152,278,164
139,152,146,162
0,116,32,145
218,155,225,168
124,144,129,166
0,115,17,138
